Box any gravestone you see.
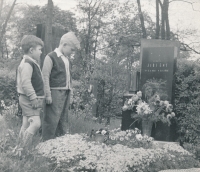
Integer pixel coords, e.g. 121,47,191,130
140,39,180,141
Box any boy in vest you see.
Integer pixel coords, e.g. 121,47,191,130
16,35,44,152
42,32,80,141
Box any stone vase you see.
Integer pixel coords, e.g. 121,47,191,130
142,119,153,137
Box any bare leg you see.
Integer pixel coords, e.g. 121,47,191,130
18,116,29,147
23,116,41,150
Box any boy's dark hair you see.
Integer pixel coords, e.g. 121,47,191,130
21,35,44,54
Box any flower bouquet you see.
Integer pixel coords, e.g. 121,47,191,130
132,94,175,136
122,78,176,136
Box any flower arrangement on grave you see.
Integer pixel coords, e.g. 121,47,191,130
122,78,176,136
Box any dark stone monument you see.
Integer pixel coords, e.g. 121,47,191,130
140,39,180,141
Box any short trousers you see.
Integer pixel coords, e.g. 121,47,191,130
19,94,44,117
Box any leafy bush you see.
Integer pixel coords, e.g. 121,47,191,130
175,59,200,144
0,77,18,106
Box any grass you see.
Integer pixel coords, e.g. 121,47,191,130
0,110,53,172
0,103,121,172
68,111,121,134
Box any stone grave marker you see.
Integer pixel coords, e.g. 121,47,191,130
140,39,180,141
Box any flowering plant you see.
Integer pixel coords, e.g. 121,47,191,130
108,128,154,149
36,133,196,172
122,91,142,111
89,128,109,143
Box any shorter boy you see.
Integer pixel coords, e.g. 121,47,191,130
16,35,44,152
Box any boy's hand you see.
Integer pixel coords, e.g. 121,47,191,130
31,99,39,109
46,96,52,104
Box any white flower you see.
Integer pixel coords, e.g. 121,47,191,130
110,136,115,140
135,134,143,140
137,91,142,98
171,112,175,117
164,101,169,106
127,133,132,137
122,105,128,111
167,114,172,119
120,137,124,141
128,99,132,105
101,130,107,135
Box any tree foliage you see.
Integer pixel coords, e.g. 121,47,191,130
174,59,200,144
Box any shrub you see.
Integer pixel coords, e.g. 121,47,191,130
0,77,18,106
175,59,200,144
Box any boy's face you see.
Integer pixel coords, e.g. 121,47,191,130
61,43,75,57
30,45,42,62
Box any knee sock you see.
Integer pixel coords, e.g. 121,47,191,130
18,126,26,147
23,130,34,151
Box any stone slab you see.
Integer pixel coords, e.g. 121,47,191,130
152,141,179,149
159,169,200,172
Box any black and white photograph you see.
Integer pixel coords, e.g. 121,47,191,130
0,0,200,171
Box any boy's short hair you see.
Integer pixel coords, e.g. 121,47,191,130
60,32,80,49
21,35,44,54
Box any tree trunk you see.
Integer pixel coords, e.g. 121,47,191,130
44,0,53,55
160,0,170,40
160,0,165,40
155,0,160,39
5,38,8,58
0,0,17,47
0,0,4,20
137,0,147,38
165,0,170,40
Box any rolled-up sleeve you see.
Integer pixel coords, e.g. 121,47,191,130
21,63,37,100
42,55,53,98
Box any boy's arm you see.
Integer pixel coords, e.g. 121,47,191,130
20,63,37,100
42,55,53,99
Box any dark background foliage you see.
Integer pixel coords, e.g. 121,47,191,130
174,59,200,144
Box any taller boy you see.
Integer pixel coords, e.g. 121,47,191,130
42,32,80,141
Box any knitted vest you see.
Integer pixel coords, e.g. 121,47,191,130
25,59,44,96
48,52,67,87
